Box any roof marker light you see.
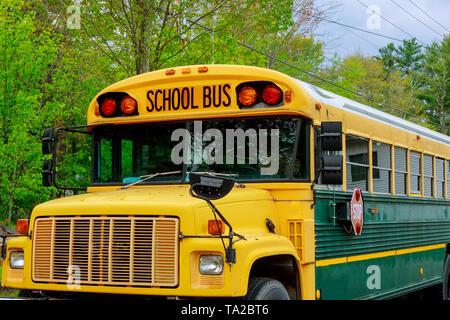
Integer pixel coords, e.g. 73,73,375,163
285,90,292,102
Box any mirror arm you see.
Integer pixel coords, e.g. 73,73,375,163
189,184,233,232
47,126,92,191
189,184,246,265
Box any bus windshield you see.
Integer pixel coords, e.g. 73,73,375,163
92,117,309,184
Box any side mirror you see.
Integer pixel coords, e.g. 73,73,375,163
189,173,235,200
321,122,342,152
41,126,91,190
42,127,55,155
321,155,343,185
319,122,343,185
42,159,54,187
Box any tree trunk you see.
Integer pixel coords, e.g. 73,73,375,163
135,0,151,74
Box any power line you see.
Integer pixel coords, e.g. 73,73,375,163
237,41,449,130
300,4,450,56
153,4,450,131
355,0,423,45
343,25,380,50
390,0,443,38
358,0,450,55
296,10,404,43
407,0,449,33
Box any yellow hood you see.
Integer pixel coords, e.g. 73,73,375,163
31,185,277,236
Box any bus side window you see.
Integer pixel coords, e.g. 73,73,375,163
436,158,445,198
410,151,422,195
346,135,369,192
447,160,450,199
395,147,407,195
372,141,392,194
423,155,434,197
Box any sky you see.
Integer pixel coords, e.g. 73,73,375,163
314,0,450,59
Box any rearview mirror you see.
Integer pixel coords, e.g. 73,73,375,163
321,155,343,185
321,122,342,152
41,126,91,191
42,127,55,155
42,159,54,187
189,173,235,200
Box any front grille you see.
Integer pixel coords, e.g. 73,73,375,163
32,216,179,287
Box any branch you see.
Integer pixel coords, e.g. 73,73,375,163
80,17,131,76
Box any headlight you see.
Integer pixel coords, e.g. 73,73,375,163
10,251,24,269
199,254,223,275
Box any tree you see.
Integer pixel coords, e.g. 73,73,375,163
417,37,450,134
321,53,419,122
0,0,60,222
377,37,450,134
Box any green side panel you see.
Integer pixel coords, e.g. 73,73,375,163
314,190,450,299
316,247,445,300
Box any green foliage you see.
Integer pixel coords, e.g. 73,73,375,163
0,0,119,222
0,0,57,222
322,37,449,135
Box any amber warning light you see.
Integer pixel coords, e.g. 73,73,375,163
237,82,283,109
16,219,29,234
208,220,225,235
98,93,138,117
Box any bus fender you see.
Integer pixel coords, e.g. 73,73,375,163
230,234,301,297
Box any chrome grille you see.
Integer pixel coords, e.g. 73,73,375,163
32,216,179,287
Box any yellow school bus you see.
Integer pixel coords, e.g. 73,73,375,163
2,64,450,300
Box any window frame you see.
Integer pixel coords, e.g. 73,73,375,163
345,134,370,192
409,150,422,195
436,157,445,199
371,140,392,194
423,154,434,198
91,116,311,186
394,146,408,196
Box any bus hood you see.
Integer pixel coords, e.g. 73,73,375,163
31,186,276,231
32,186,277,235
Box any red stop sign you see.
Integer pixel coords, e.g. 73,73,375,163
351,189,364,235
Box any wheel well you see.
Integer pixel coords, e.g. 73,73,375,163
249,255,300,300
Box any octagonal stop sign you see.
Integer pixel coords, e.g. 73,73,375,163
350,189,364,235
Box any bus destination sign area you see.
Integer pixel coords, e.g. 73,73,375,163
146,84,232,113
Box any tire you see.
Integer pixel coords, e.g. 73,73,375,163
443,255,450,300
245,277,290,300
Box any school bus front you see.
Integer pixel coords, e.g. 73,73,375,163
1,65,317,299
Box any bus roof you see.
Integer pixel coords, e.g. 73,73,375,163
296,79,450,146
88,64,449,146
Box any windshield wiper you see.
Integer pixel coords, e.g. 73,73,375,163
121,170,181,189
